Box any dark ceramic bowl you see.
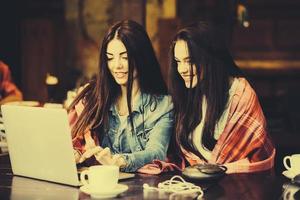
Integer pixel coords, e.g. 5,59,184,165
182,163,227,182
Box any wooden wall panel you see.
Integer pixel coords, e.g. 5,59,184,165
158,19,179,84
21,19,55,102
232,20,274,50
276,20,300,48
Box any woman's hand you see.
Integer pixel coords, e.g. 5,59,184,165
79,146,127,168
78,146,103,163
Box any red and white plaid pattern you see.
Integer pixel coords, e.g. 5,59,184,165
138,78,275,174
0,61,22,100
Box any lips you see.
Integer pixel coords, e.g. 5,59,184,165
114,72,128,79
181,74,195,80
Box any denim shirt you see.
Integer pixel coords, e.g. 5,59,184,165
100,92,174,172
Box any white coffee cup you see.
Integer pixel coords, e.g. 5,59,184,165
283,154,300,175
283,183,300,200
80,165,119,192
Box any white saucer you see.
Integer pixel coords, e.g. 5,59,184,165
80,184,128,199
282,170,297,179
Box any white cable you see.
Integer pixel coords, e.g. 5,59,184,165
143,175,204,200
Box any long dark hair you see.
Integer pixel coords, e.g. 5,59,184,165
69,20,167,139
169,22,242,159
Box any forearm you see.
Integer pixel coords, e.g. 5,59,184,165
120,147,167,172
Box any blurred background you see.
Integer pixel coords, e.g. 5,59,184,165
0,0,299,173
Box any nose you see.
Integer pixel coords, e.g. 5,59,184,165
112,57,122,69
177,62,189,74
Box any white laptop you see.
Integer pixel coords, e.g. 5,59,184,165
1,105,134,186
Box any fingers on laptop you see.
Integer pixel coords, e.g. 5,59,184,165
78,146,120,166
94,147,125,166
79,146,102,163
112,154,125,167
94,147,112,164
96,147,111,158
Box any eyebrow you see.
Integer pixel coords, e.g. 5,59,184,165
106,51,127,56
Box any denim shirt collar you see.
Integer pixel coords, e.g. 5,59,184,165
109,91,149,117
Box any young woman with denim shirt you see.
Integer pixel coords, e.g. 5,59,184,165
68,20,173,172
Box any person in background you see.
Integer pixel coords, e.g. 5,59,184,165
168,22,275,173
0,61,22,105
68,20,173,172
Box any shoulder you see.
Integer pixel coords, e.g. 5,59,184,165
155,94,173,105
0,61,10,73
154,94,173,107
144,94,174,115
229,77,265,121
233,77,258,102
141,93,173,110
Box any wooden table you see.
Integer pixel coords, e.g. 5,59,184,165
0,155,297,199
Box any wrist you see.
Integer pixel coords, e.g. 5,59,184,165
115,154,127,169
74,149,82,163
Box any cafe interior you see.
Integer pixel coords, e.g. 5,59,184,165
0,0,300,199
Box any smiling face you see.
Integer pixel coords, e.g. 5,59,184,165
174,40,198,88
106,39,136,86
